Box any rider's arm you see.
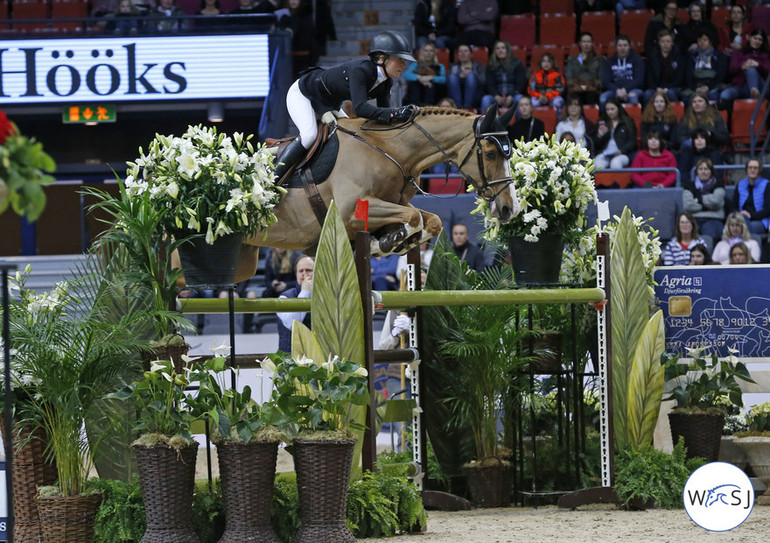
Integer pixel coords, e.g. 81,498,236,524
348,62,393,122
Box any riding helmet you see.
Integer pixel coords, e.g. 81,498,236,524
369,31,416,62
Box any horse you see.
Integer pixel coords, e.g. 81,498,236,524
232,105,521,282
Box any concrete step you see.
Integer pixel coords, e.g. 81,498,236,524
330,0,415,12
335,23,409,41
331,8,414,27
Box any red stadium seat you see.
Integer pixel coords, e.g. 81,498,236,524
540,0,573,14
533,106,558,135
583,104,600,124
710,6,730,29
619,9,654,50
12,1,48,31
580,11,615,49
50,1,88,32
435,47,450,71
470,46,488,66
0,2,8,30
731,99,768,149
540,13,576,48
622,102,642,143
428,176,464,194
671,101,685,120
510,46,528,67
500,14,536,49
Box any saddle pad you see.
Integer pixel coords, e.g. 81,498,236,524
285,132,339,189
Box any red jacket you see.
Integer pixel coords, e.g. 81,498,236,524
630,150,677,188
528,69,564,101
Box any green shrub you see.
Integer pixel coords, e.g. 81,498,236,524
614,438,706,509
91,478,145,543
272,475,300,542
192,480,224,543
347,470,426,538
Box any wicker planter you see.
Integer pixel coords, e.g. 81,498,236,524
734,436,770,505
293,439,357,543
1,424,58,542
217,440,281,543
141,334,190,374
133,441,199,543
463,459,513,508
36,492,103,543
668,411,725,462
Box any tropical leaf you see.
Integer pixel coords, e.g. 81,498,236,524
291,321,326,364
610,207,651,450
626,310,666,450
310,200,364,365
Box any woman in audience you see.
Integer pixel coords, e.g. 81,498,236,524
262,247,299,298
594,98,637,170
480,40,525,113
447,43,485,109
528,52,565,117
719,4,753,55
677,128,724,183
719,28,770,108
681,29,728,103
507,95,545,142
640,90,678,150
403,41,447,106
674,91,729,150
712,211,761,265
688,243,713,265
564,31,605,106
729,241,753,264
677,1,719,53
662,211,707,266
555,95,596,154
682,158,725,240
413,0,456,50
630,131,677,187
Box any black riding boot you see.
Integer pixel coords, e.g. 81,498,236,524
274,139,306,180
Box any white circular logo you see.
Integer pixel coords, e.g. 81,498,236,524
683,462,754,532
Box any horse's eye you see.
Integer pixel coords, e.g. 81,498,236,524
485,150,496,160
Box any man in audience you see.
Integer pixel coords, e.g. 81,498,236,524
600,35,645,109
277,255,314,353
456,0,498,50
452,224,486,271
645,29,685,104
733,158,770,236
565,32,606,106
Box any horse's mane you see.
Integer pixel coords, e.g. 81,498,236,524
416,106,475,118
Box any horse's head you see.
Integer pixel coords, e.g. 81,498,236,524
462,105,520,222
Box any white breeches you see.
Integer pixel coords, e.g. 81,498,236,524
287,80,318,150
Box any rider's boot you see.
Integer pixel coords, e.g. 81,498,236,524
274,139,306,181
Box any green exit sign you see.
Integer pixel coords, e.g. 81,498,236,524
63,105,116,124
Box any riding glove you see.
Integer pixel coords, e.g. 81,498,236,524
390,106,412,122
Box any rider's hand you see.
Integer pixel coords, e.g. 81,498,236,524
391,106,412,122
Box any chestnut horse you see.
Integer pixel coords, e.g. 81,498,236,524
233,105,520,282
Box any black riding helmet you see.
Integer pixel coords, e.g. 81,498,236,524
369,31,416,63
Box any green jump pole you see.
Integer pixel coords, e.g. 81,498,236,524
179,287,605,314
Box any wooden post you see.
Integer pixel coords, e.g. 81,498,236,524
355,232,377,473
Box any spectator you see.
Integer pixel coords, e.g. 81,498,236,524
600,35,645,109
447,43,485,109
196,0,223,30
528,52,566,117
732,157,770,235
719,4,753,55
312,0,335,57
261,247,299,298
682,158,725,240
508,96,545,143
452,224,485,271
712,211,761,264
555,95,596,153
284,0,317,77
630,131,677,187
594,98,637,170
198,0,219,16
105,0,142,34
437,97,457,108
480,40,525,113
372,254,400,291
729,241,753,264
560,131,577,143
676,128,724,183
662,211,707,265
644,29,686,104
565,32,606,106
456,0,498,50
676,1,719,53
719,29,770,109
681,30,728,103
644,1,682,56
674,92,729,150
615,0,645,22
640,90,678,150
688,243,712,264
277,255,314,353
413,0,456,50
403,41,447,106
153,0,190,31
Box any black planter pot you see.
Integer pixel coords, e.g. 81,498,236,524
508,234,565,286
178,233,243,288
668,411,725,462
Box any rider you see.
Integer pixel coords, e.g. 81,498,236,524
274,30,417,180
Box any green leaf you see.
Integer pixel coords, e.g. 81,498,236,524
626,310,666,449
291,322,327,365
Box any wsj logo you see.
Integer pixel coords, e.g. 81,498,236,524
684,462,754,532
0,44,187,98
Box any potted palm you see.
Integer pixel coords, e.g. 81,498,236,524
662,348,754,462
112,358,199,543
735,402,770,505
268,351,369,543
186,354,285,543
474,135,597,285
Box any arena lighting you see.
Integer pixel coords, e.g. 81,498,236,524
208,102,224,123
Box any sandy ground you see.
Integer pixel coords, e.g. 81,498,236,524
360,504,770,543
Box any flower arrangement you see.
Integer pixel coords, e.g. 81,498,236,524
0,109,56,221
473,135,597,244
743,402,770,435
125,125,285,244
265,352,369,439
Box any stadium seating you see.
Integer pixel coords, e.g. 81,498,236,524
12,1,48,31
539,0,573,15
533,106,558,134
731,99,768,149
471,46,488,66
50,0,88,32
540,13,576,48
579,11,615,49
618,9,653,48
500,14,536,49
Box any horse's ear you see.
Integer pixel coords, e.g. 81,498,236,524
480,104,498,132
498,106,515,128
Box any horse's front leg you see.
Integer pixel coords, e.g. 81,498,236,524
359,198,424,256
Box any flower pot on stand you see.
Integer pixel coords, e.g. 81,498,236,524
463,459,513,508
668,411,725,462
217,440,281,543
178,233,243,288
36,492,103,543
719,435,750,470
508,234,565,286
293,439,357,543
734,436,770,505
133,441,199,543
